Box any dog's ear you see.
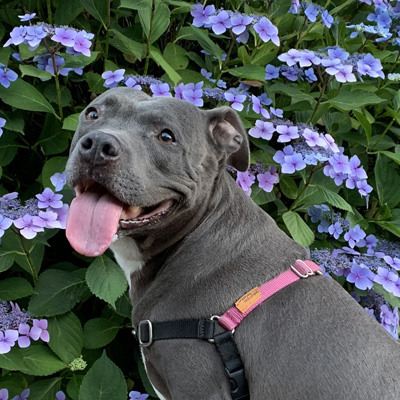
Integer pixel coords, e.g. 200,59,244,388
204,106,250,172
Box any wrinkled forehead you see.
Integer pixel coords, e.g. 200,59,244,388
87,87,205,129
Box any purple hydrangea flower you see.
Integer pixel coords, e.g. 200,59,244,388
0,68,18,88
380,305,399,340
253,17,279,46
13,215,44,239
17,323,41,348
230,14,253,35
257,171,279,192
282,153,306,173
384,256,400,270
32,319,49,342
344,225,366,248
278,49,301,66
182,82,203,107
50,172,67,192
329,153,351,174
305,68,318,82
19,13,36,21
258,93,272,106
322,57,343,75
289,0,300,13
302,128,326,148
323,134,340,152
129,391,149,400
36,188,63,208
102,69,125,88
25,25,46,48
265,64,280,80
375,267,398,293
249,120,275,140
209,10,232,35
270,107,283,118
37,210,62,229
273,145,294,165
0,330,18,354
51,27,76,47
51,204,69,229
4,26,27,47
297,50,321,67
328,222,343,239
335,65,356,83
348,155,368,180
357,53,384,78
0,389,8,400
236,171,255,196
150,83,172,97
73,31,92,56
12,389,30,400
281,66,301,81
346,263,375,290
321,10,334,28
190,4,215,28
305,4,319,22
328,47,349,61
356,179,373,197
0,215,13,238
224,92,246,111
56,391,66,400
124,77,142,90
276,125,299,143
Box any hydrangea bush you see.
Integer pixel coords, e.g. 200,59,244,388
0,0,398,398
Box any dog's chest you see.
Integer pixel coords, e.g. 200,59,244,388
110,236,144,286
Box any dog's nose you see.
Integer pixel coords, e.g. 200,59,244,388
78,131,122,166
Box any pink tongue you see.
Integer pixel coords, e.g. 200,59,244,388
66,186,124,257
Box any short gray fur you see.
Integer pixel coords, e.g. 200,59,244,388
66,87,400,400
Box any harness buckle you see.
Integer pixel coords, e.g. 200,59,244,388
225,368,250,400
208,315,235,343
291,259,315,279
138,320,153,347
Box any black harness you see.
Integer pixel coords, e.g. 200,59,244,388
133,318,250,400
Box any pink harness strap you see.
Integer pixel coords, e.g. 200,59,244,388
218,260,323,331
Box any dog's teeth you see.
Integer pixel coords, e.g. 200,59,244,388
120,205,141,220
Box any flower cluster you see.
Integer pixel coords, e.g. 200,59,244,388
35,54,83,80
0,172,68,239
310,211,400,339
4,19,93,56
190,4,279,46
0,301,49,354
289,2,334,28
271,48,384,83
236,163,279,196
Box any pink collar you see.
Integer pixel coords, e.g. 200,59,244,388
218,260,323,331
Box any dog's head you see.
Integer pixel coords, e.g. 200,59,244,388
65,87,249,257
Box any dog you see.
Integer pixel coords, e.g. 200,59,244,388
65,87,400,400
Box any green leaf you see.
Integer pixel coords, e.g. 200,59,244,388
0,246,16,272
37,113,70,155
29,269,88,317
0,278,33,301
268,83,315,105
42,156,68,189
0,79,56,115
376,151,400,165
250,42,279,65
68,375,84,400
29,378,62,400
227,65,266,81
279,175,299,200
282,211,314,247
374,283,400,308
324,90,385,111
83,318,121,349
0,110,25,134
375,154,400,209
163,43,189,70
250,186,275,205
54,0,84,24
353,110,372,144
63,113,80,131
85,72,108,94
0,346,67,376
44,84,72,107
19,65,52,80
109,29,145,60
0,136,19,166
81,0,108,29
317,186,353,213
115,291,133,318
190,26,223,67
86,255,128,307
48,312,84,364
138,2,170,43
61,52,99,69
373,209,400,238
150,47,181,85
78,352,127,400
119,0,150,10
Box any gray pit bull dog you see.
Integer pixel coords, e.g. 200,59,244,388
65,87,400,400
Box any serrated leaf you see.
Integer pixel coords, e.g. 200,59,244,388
375,154,400,209
28,269,87,317
0,246,16,272
62,113,80,131
282,211,314,247
19,65,52,80
324,90,385,111
81,0,108,29
138,2,170,43
0,278,33,300
0,346,67,376
78,352,127,400
41,157,67,189
114,291,133,318
83,318,120,349
0,79,56,115
279,175,299,200
109,29,145,60
373,209,400,238
317,186,353,213
250,186,275,205
48,312,83,364
150,47,181,85
37,114,70,155
29,378,62,400
86,255,127,307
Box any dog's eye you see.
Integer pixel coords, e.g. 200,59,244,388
85,108,98,120
157,130,175,143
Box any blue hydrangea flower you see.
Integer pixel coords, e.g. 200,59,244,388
344,225,366,248
230,14,253,35
253,17,279,46
102,69,125,88
18,13,36,22
0,68,18,88
51,27,76,47
150,82,172,97
265,64,280,80
209,10,232,35
129,391,149,400
375,267,398,293
346,263,375,290
0,389,8,400
305,4,319,22
328,222,343,239
11,389,30,400
4,26,27,47
190,4,215,28
321,10,334,28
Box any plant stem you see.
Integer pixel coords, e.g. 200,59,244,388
308,73,328,124
370,118,395,149
46,0,52,24
103,0,111,69
144,0,156,76
50,51,64,121
217,30,236,81
16,230,38,285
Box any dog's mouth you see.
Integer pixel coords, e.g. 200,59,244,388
66,180,177,257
